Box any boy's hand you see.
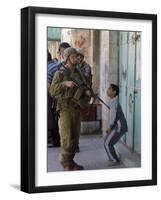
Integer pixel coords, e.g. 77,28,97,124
106,128,112,134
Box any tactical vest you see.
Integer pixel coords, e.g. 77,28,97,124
57,65,91,109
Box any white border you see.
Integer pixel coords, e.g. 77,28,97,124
35,14,152,186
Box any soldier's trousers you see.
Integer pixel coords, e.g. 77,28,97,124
59,108,81,164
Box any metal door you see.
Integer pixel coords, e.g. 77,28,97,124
126,32,136,150
118,32,128,143
118,32,141,154
134,32,141,153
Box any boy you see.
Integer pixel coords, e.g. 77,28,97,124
106,84,128,166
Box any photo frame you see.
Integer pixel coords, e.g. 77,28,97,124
21,6,157,193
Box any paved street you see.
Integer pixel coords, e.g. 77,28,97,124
47,134,141,172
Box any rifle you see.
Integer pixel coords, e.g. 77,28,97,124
70,70,110,110
93,95,110,110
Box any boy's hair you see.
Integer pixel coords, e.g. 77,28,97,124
110,84,119,96
58,42,71,52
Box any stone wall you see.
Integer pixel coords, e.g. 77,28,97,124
48,41,60,59
109,31,119,84
61,29,92,65
99,31,119,134
99,31,110,134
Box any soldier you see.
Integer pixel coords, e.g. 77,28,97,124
50,47,91,171
77,48,92,88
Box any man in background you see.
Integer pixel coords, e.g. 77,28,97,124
48,42,71,84
47,43,71,147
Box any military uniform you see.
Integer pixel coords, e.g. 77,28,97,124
77,62,92,88
50,64,90,167
76,48,92,88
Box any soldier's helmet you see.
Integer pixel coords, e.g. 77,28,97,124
63,47,78,63
77,48,85,57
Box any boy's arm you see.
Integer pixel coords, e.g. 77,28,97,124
106,100,117,133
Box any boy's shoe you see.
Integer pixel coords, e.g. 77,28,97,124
108,160,121,167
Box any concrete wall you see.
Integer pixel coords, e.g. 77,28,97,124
61,29,92,65
99,31,110,134
99,31,119,134
92,30,100,95
109,31,119,84
48,41,60,59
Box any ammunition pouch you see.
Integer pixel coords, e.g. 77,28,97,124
72,88,91,109
56,65,91,109
72,88,84,101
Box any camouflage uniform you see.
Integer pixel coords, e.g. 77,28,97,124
76,48,92,88
77,62,92,88
50,64,90,166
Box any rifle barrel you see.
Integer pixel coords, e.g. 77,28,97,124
70,74,110,110
97,96,110,110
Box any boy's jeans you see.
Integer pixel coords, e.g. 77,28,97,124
106,130,125,162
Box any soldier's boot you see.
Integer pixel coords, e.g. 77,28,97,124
71,160,84,170
63,164,75,171
61,161,84,171
76,145,80,152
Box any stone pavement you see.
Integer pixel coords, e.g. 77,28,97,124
47,134,141,172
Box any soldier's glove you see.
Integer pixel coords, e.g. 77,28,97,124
85,90,92,97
